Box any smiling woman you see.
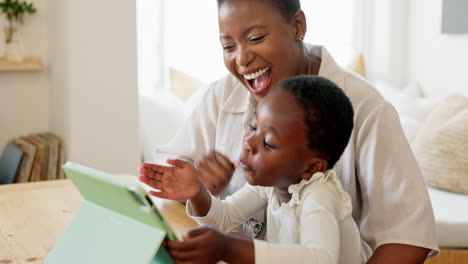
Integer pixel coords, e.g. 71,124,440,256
217,0,312,100
157,0,356,90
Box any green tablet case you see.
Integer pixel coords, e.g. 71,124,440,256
45,162,178,264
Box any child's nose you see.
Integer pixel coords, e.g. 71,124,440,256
243,135,257,154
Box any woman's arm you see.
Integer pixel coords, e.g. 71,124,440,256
353,100,438,257
367,244,430,264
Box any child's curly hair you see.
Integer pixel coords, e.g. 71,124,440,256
276,75,354,168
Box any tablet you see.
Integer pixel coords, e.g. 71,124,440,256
45,162,178,264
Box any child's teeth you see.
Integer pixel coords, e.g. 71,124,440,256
243,67,269,80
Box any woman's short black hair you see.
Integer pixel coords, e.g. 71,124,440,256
217,0,301,21
276,75,354,168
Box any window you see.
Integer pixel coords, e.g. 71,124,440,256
301,1,356,66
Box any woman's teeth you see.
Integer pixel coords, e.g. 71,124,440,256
243,67,270,80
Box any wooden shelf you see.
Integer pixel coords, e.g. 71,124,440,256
0,56,42,72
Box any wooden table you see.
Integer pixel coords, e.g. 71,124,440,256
425,249,468,264
2,179,467,264
0,178,198,264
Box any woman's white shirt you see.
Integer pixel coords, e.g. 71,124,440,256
187,170,370,264
155,45,439,256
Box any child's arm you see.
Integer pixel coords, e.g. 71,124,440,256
165,225,255,264
187,184,268,232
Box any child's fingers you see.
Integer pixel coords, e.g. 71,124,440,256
167,158,190,169
214,152,234,171
184,226,210,239
139,176,163,190
202,160,228,179
149,190,168,199
197,158,217,178
139,167,164,181
166,245,198,263
198,168,225,194
142,162,166,174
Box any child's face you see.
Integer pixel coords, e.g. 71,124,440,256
239,88,314,189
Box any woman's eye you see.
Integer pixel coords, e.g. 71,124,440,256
223,45,234,51
263,139,275,150
250,35,265,42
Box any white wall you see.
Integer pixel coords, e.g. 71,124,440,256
48,0,140,174
0,0,140,174
407,0,468,97
0,0,49,151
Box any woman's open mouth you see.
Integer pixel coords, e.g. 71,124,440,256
243,67,272,96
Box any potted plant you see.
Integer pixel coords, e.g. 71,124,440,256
0,0,36,61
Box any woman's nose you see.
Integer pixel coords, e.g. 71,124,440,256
236,46,254,67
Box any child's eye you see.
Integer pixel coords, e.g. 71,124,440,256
263,139,275,150
248,124,257,131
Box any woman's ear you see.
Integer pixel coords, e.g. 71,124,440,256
292,9,307,41
301,158,328,180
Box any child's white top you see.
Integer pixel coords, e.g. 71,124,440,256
187,170,371,264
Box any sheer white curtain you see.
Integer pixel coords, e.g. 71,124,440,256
301,1,356,66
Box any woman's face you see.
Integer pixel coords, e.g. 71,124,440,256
218,0,304,101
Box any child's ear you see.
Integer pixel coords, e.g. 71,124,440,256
301,158,328,180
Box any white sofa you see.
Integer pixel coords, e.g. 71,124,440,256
375,80,468,249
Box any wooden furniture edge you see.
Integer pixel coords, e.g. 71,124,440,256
425,248,468,263
0,56,42,71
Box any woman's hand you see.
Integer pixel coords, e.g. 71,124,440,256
139,159,201,200
196,151,237,195
165,225,254,264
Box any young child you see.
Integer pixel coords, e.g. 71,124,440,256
140,76,371,264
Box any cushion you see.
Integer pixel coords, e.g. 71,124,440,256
346,53,366,77
138,92,188,162
412,93,468,195
170,68,205,101
374,80,441,142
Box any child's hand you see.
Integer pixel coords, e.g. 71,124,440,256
196,151,236,195
165,225,231,264
139,159,201,200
